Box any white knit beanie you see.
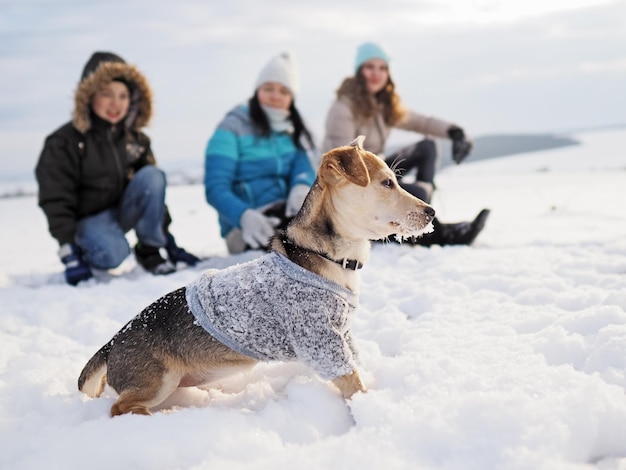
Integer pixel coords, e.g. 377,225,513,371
254,52,299,98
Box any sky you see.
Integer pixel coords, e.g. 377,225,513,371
1,0,625,176
1,128,625,469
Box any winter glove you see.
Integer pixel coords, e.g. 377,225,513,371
448,126,473,164
240,209,280,249
165,232,201,266
285,184,310,217
59,243,93,286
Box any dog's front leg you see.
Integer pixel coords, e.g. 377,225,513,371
333,369,367,399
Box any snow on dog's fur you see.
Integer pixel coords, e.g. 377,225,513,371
78,136,435,416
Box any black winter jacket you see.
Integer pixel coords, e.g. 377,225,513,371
36,117,155,245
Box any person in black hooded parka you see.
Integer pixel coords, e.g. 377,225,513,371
36,51,200,285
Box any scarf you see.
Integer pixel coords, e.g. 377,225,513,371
261,105,294,134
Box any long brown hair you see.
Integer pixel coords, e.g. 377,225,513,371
335,68,406,126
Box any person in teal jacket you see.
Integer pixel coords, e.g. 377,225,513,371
204,52,316,254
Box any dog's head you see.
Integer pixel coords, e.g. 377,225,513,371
318,136,435,241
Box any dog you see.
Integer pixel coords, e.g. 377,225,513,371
77,136,435,416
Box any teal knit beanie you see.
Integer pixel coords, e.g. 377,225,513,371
354,42,390,73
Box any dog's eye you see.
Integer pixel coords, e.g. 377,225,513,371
382,179,395,189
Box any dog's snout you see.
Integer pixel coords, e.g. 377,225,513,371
424,206,435,221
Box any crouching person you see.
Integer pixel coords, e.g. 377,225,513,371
35,51,199,285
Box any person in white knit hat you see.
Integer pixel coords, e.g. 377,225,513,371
255,51,300,98
204,52,316,254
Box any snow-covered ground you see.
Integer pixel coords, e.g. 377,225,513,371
1,129,625,470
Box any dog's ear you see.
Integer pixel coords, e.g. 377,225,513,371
349,135,366,149
320,144,370,188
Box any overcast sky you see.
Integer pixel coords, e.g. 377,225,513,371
1,0,625,175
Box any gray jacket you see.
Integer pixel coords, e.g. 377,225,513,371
322,96,454,155
186,252,360,380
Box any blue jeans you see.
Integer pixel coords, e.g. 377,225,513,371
75,166,167,269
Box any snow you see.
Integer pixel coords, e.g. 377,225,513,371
1,128,625,470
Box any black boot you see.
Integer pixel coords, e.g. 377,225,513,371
164,233,201,266
410,209,490,247
134,243,176,275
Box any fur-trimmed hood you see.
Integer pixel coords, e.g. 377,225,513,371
72,60,152,134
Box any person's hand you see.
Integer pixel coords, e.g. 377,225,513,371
448,126,473,164
59,243,93,286
240,209,280,249
285,184,310,217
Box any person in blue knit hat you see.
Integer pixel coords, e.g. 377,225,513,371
322,42,490,246
353,42,391,73
204,52,316,254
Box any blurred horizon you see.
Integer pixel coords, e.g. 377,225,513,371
2,126,624,200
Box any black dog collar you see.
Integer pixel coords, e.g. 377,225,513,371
279,232,364,271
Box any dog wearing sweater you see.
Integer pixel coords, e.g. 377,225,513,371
77,136,435,416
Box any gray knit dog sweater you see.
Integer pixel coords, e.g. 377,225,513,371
186,252,360,380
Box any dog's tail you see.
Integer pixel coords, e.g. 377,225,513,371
77,343,111,397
